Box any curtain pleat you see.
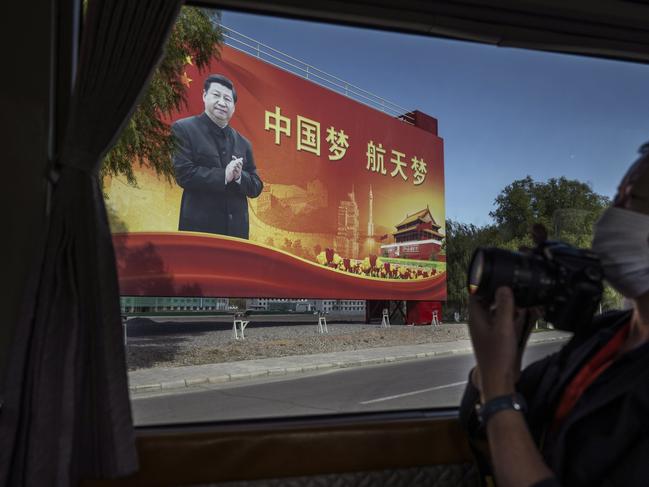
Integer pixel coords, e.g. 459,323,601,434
0,1,183,485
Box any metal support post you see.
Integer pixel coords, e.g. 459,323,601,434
381,308,391,328
317,312,328,334
431,310,440,326
239,319,250,339
232,313,250,340
232,317,239,340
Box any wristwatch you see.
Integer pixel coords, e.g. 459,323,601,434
477,393,527,426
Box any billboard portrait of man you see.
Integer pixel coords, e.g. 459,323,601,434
172,74,263,239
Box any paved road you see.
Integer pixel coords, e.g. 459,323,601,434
132,341,562,426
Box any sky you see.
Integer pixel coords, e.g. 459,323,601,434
221,10,649,227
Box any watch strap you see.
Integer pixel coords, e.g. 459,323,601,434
477,393,527,426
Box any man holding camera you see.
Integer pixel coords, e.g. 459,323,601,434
461,145,649,487
173,74,263,239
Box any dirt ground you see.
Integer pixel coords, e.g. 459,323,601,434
125,319,471,370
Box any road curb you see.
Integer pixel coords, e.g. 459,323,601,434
128,335,568,393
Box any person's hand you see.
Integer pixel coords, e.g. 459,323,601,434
225,160,235,182
232,157,243,180
469,287,535,401
225,157,243,182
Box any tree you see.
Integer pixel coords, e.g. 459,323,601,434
489,176,536,242
101,7,223,185
444,220,503,319
490,176,610,242
602,285,624,311
552,208,599,247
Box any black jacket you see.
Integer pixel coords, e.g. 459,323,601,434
460,309,649,486
172,113,263,239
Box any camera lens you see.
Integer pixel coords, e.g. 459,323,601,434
467,247,556,307
467,242,603,332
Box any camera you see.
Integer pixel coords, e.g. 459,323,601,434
467,241,603,332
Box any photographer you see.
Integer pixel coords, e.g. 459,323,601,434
460,146,649,487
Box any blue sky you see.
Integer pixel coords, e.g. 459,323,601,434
221,10,649,226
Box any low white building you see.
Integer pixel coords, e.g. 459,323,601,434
120,297,229,313
246,299,365,314
246,298,313,312
314,300,365,314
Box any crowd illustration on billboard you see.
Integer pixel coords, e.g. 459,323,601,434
106,44,447,299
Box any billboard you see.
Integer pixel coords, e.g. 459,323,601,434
108,45,446,300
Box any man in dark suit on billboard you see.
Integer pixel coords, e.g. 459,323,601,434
172,74,263,239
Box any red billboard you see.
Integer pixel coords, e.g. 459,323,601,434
107,46,446,300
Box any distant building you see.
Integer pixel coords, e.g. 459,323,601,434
315,300,365,314
380,206,444,260
246,298,313,312
246,299,365,314
120,297,229,313
334,187,360,259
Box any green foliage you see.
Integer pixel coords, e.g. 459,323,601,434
490,176,610,242
444,220,503,319
101,7,223,185
489,176,536,242
446,175,620,318
602,284,624,311
552,208,600,247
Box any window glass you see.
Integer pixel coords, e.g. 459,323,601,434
104,7,649,426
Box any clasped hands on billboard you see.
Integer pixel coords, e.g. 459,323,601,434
108,46,446,300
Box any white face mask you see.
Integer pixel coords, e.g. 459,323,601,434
592,207,649,299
